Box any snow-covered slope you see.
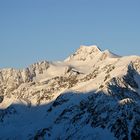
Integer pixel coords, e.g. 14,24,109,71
0,45,140,140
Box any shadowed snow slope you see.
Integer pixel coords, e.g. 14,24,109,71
0,45,140,140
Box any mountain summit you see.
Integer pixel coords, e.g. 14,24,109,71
65,45,119,62
0,45,140,140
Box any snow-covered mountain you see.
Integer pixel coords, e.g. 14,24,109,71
0,45,140,140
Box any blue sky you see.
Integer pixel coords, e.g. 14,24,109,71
0,0,140,68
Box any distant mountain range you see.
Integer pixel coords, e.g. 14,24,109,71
0,45,140,140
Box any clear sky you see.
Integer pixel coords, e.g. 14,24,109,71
0,0,140,68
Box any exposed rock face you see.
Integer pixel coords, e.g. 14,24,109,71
0,45,140,140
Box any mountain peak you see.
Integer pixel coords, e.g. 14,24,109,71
79,45,101,52
65,45,102,61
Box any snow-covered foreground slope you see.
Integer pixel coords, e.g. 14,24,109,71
1,45,140,139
